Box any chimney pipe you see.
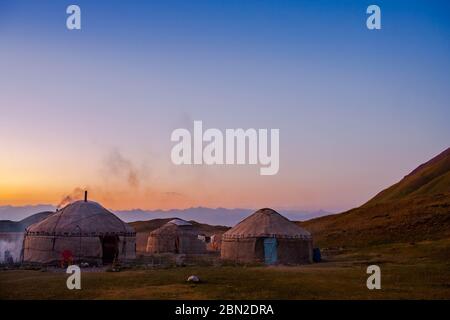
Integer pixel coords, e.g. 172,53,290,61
84,190,88,202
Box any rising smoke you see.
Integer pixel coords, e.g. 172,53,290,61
104,149,142,189
0,234,24,263
57,187,85,209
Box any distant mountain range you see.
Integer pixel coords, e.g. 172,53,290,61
0,211,54,232
0,205,55,223
114,208,331,227
301,147,450,247
0,204,331,228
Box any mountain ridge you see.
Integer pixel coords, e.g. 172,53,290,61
0,211,54,232
364,147,450,206
300,147,450,248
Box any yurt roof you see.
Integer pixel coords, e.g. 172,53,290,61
222,208,311,239
169,218,192,226
150,218,197,236
26,200,135,236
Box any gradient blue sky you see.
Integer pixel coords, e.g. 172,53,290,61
0,0,449,211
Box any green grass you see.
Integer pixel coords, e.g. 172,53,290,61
1,239,449,300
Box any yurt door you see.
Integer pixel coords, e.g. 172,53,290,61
263,238,277,264
101,235,119,264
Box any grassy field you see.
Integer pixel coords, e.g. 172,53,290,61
1,239,449,300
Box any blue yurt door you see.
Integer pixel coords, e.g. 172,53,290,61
263,238,277,264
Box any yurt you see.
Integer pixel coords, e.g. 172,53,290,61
207,234,222,252
23,193,136,264
221,208,312,264
146,219,207,254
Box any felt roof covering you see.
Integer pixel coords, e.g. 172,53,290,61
169,218,192,226
222,208,311,239
26,200,135,236
149,219,198,236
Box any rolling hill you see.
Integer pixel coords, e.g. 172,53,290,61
0,211,55,232
300,147,450,248
0,205,55,222
364,147,450,206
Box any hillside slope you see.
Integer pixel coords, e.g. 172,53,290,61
301,148,450,248
0,211,54,232
365,148,450,206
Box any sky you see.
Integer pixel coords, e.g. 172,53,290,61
0,0,449,212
